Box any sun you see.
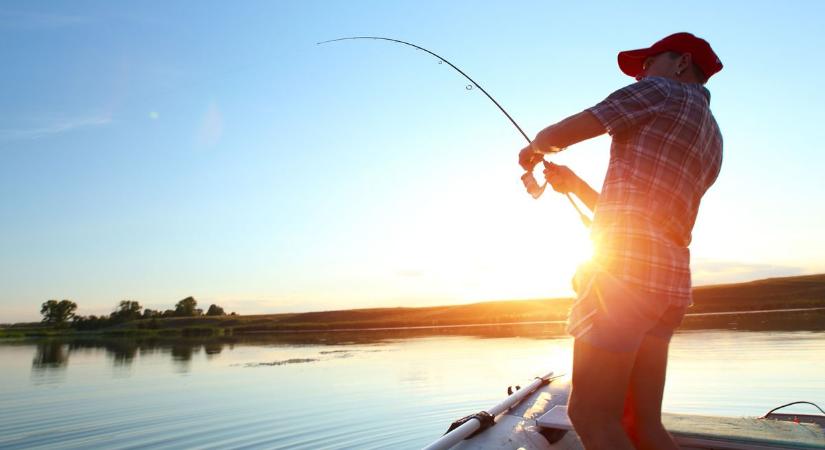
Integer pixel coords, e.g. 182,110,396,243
378,177,594,303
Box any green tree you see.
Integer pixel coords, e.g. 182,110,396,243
72,314,109,331
111,300,142,322
174,296,198,317
206,304,225,316
40,299,78,325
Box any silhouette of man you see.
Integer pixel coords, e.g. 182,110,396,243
518,32,723,449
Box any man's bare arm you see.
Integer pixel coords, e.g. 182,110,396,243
533,110,606,153
537,111,605,212
517,110,606,210
518,111,606,171
572,176,600,213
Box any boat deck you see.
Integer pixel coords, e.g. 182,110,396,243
666,413,825,450
451,377,825,450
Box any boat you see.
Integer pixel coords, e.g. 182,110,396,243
422,372,825,450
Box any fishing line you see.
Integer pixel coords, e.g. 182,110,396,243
316,36,591,227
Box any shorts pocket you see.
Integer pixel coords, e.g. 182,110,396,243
567,265,669,340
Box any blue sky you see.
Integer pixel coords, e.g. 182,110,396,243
2,1,824,322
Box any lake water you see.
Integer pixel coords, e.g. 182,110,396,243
1,327,824,449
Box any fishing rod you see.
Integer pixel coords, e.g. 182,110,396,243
316,36,591,227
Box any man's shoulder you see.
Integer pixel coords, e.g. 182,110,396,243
625,76,674,92
603,77,673,105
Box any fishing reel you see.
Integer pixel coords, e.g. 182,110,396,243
522,160,593,227
521,160,552,199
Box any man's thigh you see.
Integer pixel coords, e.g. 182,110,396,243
570,338,638,420
627,333,672,423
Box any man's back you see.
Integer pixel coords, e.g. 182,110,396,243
586,76,723,306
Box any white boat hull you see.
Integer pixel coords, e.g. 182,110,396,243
447,376,825,450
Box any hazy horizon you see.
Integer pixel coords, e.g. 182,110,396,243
5,270,819,324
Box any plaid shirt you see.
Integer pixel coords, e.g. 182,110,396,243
585,77,723,307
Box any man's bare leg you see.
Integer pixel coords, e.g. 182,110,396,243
622,334,679,450
568,338,637,450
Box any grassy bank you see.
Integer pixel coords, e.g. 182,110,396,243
3,273,825,338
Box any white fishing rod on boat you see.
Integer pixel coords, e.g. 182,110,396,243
421,371,559,450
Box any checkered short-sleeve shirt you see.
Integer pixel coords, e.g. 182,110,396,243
585,77,723,307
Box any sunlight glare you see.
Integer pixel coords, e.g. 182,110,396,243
376,172,593,303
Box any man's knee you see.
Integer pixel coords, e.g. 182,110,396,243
568,391,615,431
630,408,663,428
633,422,678,450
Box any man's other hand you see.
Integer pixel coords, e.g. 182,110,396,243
544,162,580,194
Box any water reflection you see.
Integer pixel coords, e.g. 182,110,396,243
31,342,69,370
24,338,218,375
170,344,197,361
204,342,223,357
14,308,825,377
243,357,320,367
683,308,825,332
18,327,561,376
105,340,139,365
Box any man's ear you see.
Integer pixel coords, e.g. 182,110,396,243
678,52,693,72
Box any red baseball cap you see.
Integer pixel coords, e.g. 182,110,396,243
618,32,723,80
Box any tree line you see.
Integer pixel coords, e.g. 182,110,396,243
40,297,235,330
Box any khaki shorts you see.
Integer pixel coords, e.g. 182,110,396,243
567,264,687,353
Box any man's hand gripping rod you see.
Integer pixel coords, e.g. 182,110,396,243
522,155,592,227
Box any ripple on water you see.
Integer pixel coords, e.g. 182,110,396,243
0,330,823,449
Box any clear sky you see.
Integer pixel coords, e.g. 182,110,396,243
2,1,824,322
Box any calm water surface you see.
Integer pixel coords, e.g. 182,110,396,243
1,328,824,449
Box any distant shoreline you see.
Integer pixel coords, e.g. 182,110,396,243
2,273,825,339
243,306,825,334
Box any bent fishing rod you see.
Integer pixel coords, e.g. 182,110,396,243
316,36,592,227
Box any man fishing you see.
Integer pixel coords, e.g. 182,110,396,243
518,32,723,449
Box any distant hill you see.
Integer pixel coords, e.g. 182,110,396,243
151,273,825,333
237,273,825,331
691,273,825,312
4,273,824,335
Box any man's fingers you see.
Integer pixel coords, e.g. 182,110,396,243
519,146,541,171
522,157,541,172
540,162,577,194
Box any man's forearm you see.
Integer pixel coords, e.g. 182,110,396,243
532,110,603,211
574,176,600,213
533,111,606,153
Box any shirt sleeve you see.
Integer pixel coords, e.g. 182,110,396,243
586,77,671,136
